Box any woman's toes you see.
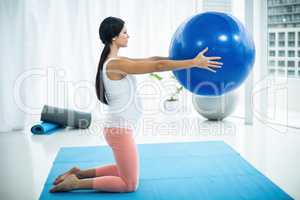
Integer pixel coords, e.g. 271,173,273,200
50,185,61,193
53,178,63,185
50,174,79,193
53,167,80,185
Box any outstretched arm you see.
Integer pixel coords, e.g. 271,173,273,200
109,47,222,75
119,56,169,61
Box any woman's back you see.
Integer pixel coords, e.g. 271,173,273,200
102,57,143,130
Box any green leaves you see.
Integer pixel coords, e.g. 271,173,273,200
150,73,163,81
149,73,183,101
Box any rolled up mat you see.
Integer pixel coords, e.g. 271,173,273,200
31,122,64,135
41,105,91,129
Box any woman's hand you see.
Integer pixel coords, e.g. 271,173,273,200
192,47,223,73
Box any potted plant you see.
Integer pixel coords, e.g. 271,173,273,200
149,73,184,112
163,85,183,112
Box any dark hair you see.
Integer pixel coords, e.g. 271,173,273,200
95,16,125,105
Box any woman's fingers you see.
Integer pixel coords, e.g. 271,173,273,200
207,56,222,60
205,67,216,73
199,47,208,56
208,61,223,65
195,47,223,73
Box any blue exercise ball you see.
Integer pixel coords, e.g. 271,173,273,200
169,12,255,95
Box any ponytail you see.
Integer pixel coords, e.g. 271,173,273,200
95,44,110,105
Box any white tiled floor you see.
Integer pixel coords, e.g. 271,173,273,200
1,114,300,200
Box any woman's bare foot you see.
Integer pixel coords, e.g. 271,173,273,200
50,174,79,192
53,167,80,185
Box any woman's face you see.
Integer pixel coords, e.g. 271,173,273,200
114,26,129,47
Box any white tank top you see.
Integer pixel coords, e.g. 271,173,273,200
102,57,143,130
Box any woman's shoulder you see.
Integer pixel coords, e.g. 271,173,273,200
107,56,129,60
106,56,129,65
105,57,128,80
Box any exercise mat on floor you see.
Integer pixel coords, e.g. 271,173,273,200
39,141,293,200
41,105,91,129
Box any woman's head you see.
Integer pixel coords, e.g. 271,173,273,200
99,16,129,48
96,17,127,105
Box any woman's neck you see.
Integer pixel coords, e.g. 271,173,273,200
108,43,119,58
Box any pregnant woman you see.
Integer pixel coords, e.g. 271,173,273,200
50,16,222,193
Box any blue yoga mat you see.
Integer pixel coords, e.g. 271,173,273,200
39,141,293,200
31,122,64,135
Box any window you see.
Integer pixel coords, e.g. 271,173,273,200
288,32,295,40
269,60,276,66
278,50,285,56
279,41,285,47
287,70,295,76
278,60,285,67
278,69,285,75
278,32,285,40
287,5,293,13
268,32,276,47
269,50,276,56
267,0,300,127
269,32,276,40
288,41,295,47
288,50,295,57
269,68,276,74
278,32,285,46
287,61,295,67
267,0,300,81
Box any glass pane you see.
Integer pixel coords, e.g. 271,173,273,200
278,50,285,56
278,41,285,46
288,41,295,46
268,1,300,79
288,32,295,40
267,0,300,128
288,70,295,76
278,32,285,40
278,60,285,67
288,50,295,57
287,60,295,67
269,68,276,74
269,60,276,66
269,50,276,56
269,32,276,40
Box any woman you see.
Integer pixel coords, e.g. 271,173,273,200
50,16,222,193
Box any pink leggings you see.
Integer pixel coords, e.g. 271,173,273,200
92,127,139,192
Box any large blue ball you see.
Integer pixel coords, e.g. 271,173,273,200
169,12,255,96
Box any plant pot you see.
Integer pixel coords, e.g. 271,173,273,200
163,99,179,112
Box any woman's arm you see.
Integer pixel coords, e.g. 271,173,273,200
146,56,169,61
118,56,169,61
109,47,222,75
